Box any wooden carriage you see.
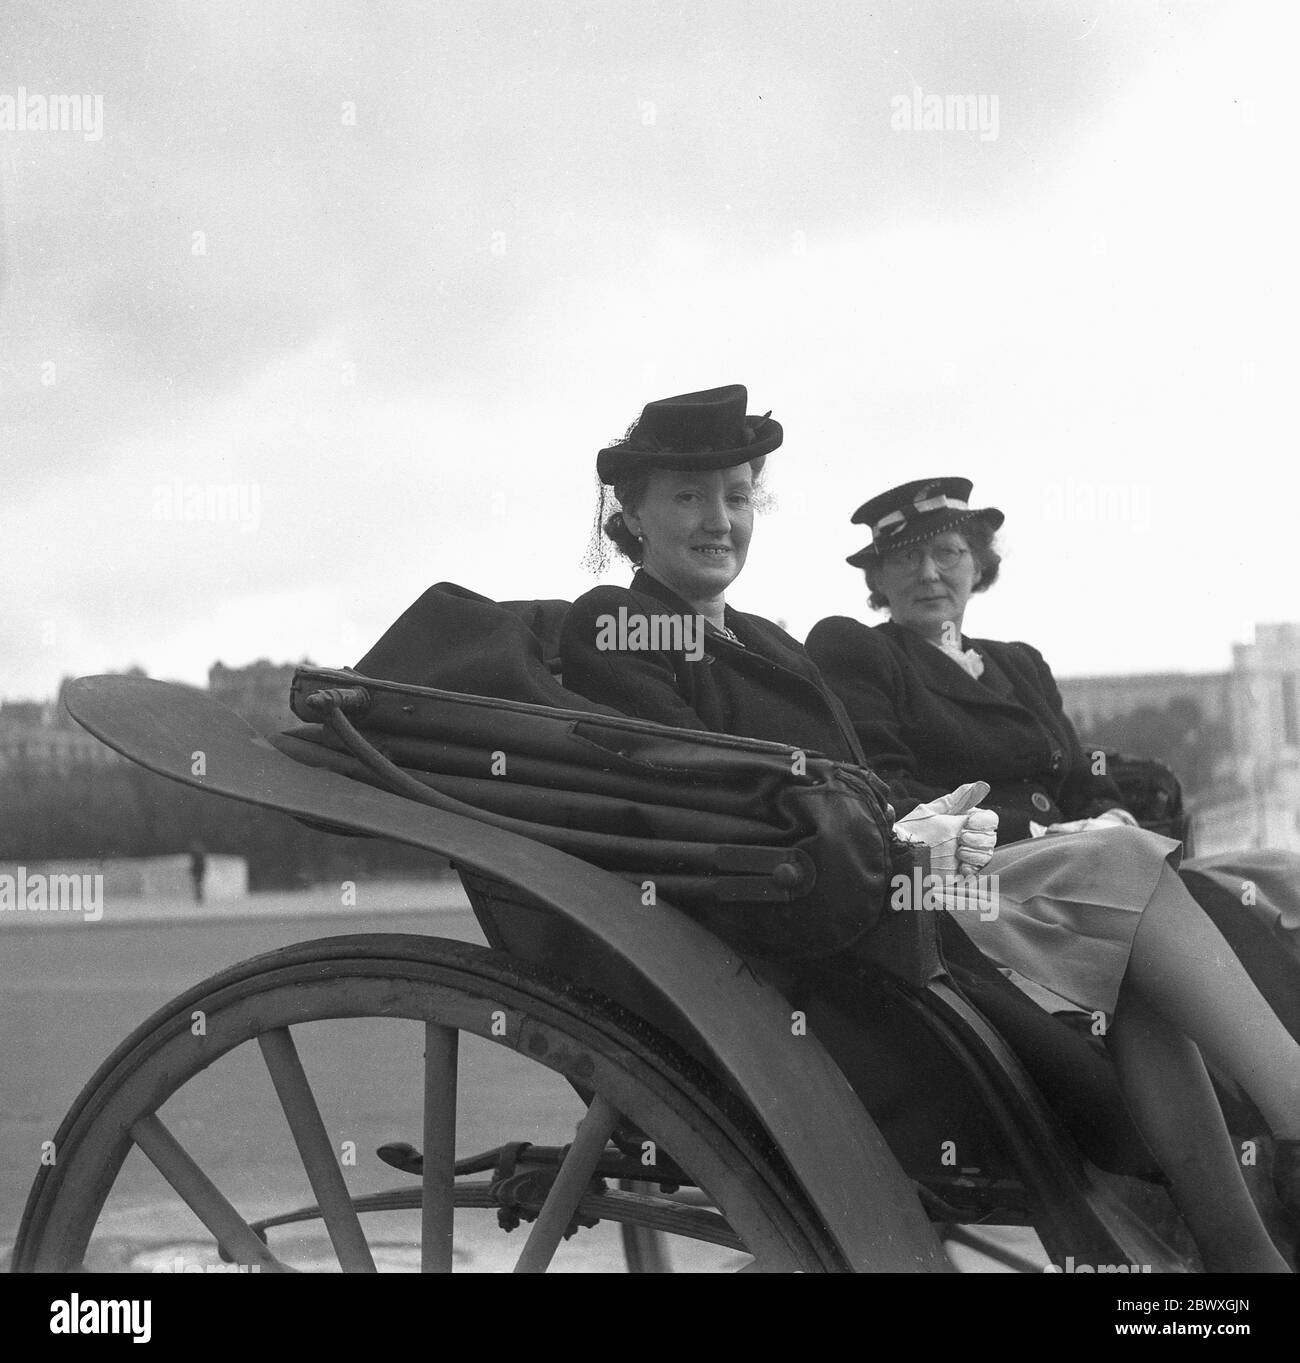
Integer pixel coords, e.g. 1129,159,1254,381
12,592,1234,1274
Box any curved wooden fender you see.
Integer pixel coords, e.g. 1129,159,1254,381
65,676,949,1272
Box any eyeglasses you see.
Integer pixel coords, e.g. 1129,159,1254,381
882,544,970,572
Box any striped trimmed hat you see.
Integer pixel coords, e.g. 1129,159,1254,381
846,478,1003,567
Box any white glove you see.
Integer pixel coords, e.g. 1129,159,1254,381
1038,808,1138,836
894,781,1000,877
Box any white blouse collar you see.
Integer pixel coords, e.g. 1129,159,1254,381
927,636,985,679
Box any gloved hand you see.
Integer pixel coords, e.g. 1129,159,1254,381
1036,808,1138,837
894,781,1000,876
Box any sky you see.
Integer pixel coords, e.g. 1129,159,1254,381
3,0,1296,703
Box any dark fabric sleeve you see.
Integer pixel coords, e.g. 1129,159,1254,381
1015,642,1126,821
558,587,714,732
805,617,951,818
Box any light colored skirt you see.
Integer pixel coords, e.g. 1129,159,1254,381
1180,849,1300,966
940,825,1182,1019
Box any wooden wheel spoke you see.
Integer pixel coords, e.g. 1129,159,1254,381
257,1027,376,1273
421,1023,459,1272
18,939,844,1274
130,1114,293,1272
513,1095,621,1274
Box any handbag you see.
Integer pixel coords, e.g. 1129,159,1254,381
1099,751,1192,845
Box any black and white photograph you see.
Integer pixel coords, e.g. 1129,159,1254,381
2,0,1298,1326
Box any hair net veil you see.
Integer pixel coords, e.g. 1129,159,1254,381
581,479,622,576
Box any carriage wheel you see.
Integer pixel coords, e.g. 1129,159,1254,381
13,934,849,1273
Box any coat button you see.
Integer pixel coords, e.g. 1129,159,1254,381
1049,751,1063,773
1031,792,1052,813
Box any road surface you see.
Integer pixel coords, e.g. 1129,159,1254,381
0,879,755,1272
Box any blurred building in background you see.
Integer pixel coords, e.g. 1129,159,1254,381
1230,623,1300,778
208,659,309,735
0,659,310,777
1058,672,1232,734
1061,623,1300,854
0,699,122,775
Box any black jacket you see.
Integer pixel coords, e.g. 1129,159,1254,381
559,570,864,764
805,616,1125,843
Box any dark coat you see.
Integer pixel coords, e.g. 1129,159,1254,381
559,570,865,764
805,617,1125,843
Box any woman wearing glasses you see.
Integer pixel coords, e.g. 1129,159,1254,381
807,477,1300,1270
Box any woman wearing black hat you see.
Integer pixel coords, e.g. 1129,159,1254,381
562,385,869,759
566,389,990,874
563,405,1297,1270
807,478,1300,1269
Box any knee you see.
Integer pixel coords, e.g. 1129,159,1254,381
1108,824,1176,866
1116,824,1160,849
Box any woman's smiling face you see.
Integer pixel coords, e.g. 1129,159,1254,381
622,465,756,605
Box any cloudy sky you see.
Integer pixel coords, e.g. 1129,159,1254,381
3,0,1295,703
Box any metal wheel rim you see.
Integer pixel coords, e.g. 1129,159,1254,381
15,936,845,1273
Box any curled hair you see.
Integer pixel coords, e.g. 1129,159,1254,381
599,456,770,567
603,469,653,563
863,518,1002,611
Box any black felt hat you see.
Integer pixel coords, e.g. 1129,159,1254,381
846,477,1004,567
596,384,782,485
